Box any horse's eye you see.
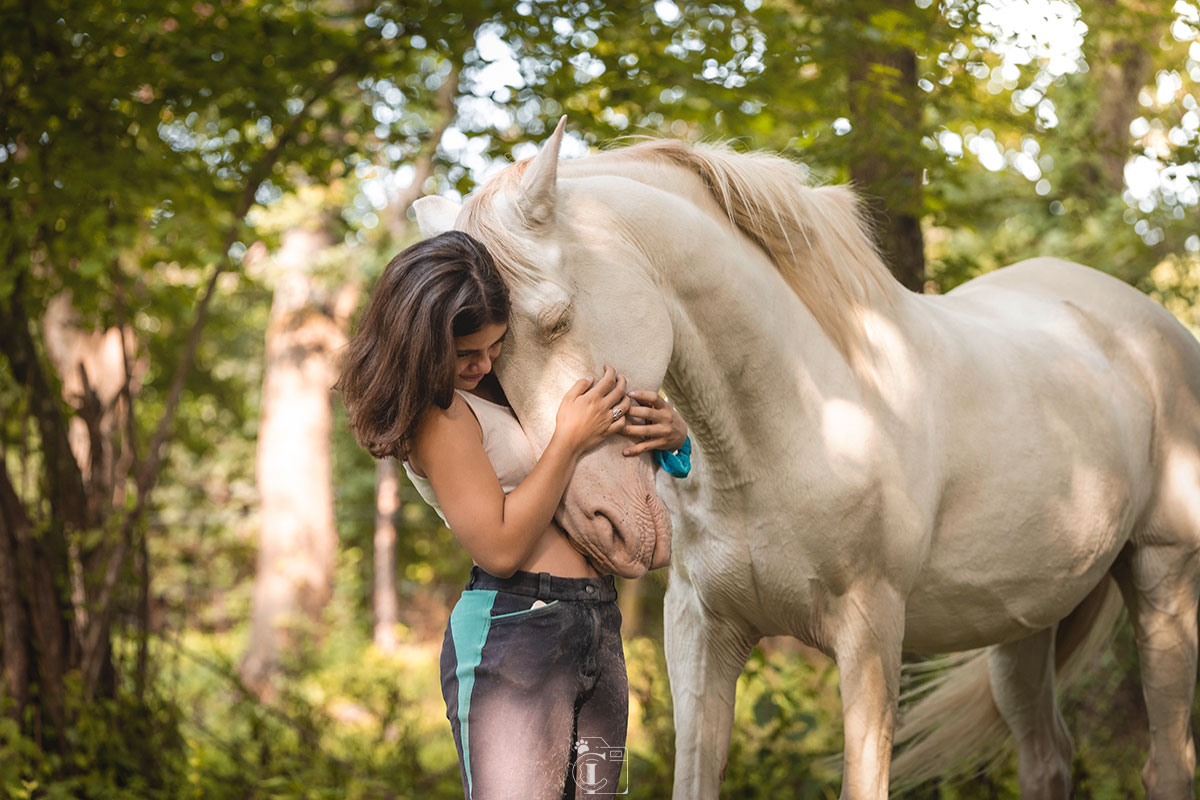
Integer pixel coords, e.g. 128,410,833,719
538,301,573,341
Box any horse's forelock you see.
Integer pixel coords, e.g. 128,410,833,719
460,159,553,290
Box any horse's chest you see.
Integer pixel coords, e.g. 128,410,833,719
670,480,876,635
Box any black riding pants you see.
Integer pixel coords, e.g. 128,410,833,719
440,567,628,799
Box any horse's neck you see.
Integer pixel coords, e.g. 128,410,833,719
661,239,879,488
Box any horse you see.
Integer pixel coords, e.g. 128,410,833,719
413,118,1200,799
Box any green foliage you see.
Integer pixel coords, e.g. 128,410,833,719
615,634,675,796
7,1,1200,796
0,670,187,799
720,644,842,798
926,1,1199,290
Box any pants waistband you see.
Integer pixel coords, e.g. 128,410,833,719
467,566,617,602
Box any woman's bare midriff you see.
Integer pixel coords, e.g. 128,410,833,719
501,522,599,578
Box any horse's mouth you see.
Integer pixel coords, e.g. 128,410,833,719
587,495,672,577
558,454,673,577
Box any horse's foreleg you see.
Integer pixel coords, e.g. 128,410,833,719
664,572,753,800
987,627,1073,800
832,583,904,800
1113,542,1200,800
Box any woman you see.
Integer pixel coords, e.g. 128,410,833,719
336,230,689,799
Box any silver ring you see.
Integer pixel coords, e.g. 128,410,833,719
612,407,623,421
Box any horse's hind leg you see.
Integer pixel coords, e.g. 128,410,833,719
987,627,1073,800
1112,532,1200,800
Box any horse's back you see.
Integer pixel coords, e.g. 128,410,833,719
950,256,1200,557
946,257,1200,413
903,257,1200,650
953,257,1192,344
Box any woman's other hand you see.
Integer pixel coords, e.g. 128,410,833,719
622,390,687,456
555,365,631,453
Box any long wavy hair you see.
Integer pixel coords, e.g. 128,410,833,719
335,230,510,460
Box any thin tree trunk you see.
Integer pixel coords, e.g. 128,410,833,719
0,468,30,725
0,55,357,736
0,291,84,743
373,458,400,653
241,226,343,696
1088,0,1166,194
846,1,927,291
42,293,143,655
0,460,71,746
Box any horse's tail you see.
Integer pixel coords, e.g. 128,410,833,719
888,577,1125,792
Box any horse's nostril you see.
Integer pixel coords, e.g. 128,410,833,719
595,509,623,544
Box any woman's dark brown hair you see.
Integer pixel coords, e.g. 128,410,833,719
335,230,509,460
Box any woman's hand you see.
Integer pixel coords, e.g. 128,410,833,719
554,365,631,453
622,390,688,456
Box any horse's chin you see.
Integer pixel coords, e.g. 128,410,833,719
558,447,673,578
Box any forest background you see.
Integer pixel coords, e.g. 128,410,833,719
2,0,1199,797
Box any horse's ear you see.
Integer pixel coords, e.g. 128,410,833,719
412,195,462,238
518,115,567,227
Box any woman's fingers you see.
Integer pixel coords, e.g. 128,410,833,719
602,373,628,407
596,364,617,393
564,376,594,399
622,387,688,456
622,437,670,456
625,422,670,439
626,389,665,409
607,395,632,431
580,365,615,397
625,404,667,425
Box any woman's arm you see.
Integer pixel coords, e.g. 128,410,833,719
412,367,630,577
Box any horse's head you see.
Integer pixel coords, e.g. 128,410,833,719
414,119,674,577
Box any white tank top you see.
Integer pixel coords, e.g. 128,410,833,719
402,390,538,524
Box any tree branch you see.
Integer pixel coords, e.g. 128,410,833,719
134,60,357,503
0,285,90,532
78,60,362,698
389,63,460,238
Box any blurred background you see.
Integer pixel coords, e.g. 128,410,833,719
2,0,1198,797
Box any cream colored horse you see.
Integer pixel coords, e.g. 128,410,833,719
414,120,1200,799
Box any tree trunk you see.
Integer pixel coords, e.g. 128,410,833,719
373,458,400,653
241,226,343,696
1087,0,1166,194
0,429,74,750
0,466,32,725
846,1,927,291
41,293,145,667
0,292,85,745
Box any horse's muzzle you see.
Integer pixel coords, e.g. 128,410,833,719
556,443,672,578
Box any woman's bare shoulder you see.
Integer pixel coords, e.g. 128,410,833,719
410,393,482,471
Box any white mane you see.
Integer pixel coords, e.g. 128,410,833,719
462,138,900,362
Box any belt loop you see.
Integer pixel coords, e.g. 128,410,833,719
537,572,552,600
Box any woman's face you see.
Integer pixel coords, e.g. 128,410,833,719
453,321,507,391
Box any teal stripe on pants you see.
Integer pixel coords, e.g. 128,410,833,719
449,590,497,798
